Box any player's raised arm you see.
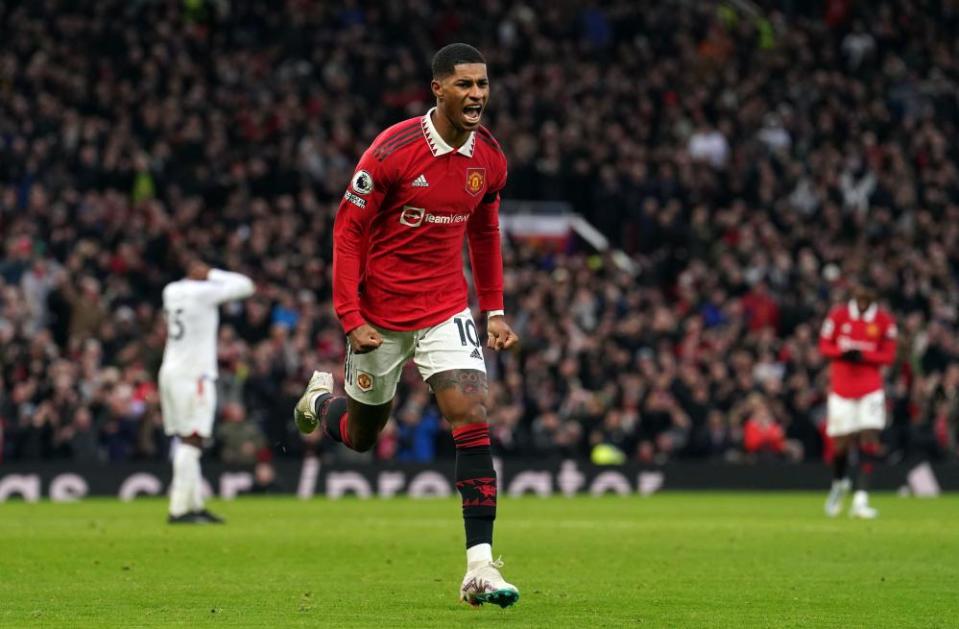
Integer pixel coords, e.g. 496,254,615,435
205,268,255,304
333,153,391,334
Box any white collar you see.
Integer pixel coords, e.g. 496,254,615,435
848,300,877,322
422,107,476,158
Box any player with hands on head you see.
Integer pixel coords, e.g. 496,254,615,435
160,256,255,524
294,43,520,608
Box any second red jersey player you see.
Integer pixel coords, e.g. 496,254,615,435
819,299,897,399
332,108,507,333
819,281,897,519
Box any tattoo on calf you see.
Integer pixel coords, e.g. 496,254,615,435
429,369,488,396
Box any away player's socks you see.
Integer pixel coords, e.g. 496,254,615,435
170,442,201,517
189,460,206,512
453,423,496,551
315,395,353,448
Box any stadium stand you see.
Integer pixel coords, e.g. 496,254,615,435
1,0,958,466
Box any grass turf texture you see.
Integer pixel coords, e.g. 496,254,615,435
1,493,958,628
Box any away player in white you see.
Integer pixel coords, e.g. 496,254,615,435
160,258,254,523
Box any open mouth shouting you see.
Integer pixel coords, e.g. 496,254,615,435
462,103,483,126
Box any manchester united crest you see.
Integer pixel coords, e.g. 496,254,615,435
867,324,880,338
465,168,485,196
356,372,374,392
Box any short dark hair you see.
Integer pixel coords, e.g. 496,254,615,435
432,43,485,79
854,273,875,291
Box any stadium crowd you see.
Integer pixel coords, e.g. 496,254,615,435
2,0,959,466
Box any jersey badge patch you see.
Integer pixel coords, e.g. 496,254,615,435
351,170,374,195
399,206,425,227
344,191,366,208
356,371,374,392
465,168,485,196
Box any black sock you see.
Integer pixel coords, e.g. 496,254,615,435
453,423,496,550
833,450,848,481
315,395,349,445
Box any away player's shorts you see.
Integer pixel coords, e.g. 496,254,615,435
826,389,886,437
344,307,487,405
159,368,217,438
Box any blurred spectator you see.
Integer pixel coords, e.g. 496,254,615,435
687,120,730,170
932,364,959,452
690,410,740,461
735,393,803,462
394,390,441,463
61,407,101,463
216,402,267,466
249,461,282,494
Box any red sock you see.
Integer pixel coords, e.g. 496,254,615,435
339,413,353,449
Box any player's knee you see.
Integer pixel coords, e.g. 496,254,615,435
346,426,378,452
445,398,488,426
181,434,204,448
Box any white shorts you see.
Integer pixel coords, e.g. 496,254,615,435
344,308,487,405
826,390,886,437
159,369,217,438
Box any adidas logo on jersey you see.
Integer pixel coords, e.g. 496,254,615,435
470,348,483,360
411,174,429,187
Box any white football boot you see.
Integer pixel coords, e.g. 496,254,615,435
293,371,334,434
459,557,519,608
849,490,878,519
824,478,851,518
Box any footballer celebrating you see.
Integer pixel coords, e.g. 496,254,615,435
294,43,520,608
160,258,255,523
819,278,897,518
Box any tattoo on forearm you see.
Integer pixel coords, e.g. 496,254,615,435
428,369,488,396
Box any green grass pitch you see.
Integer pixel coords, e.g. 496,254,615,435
2,493,958,628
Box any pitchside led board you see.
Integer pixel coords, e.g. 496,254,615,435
0,459,949,502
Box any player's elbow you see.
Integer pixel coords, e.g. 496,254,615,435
238,277,255,297
225,273,255,298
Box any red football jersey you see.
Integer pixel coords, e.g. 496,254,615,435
332,108,507,333
818,301,897,398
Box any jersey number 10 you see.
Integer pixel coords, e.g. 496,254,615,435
454,317,479,348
